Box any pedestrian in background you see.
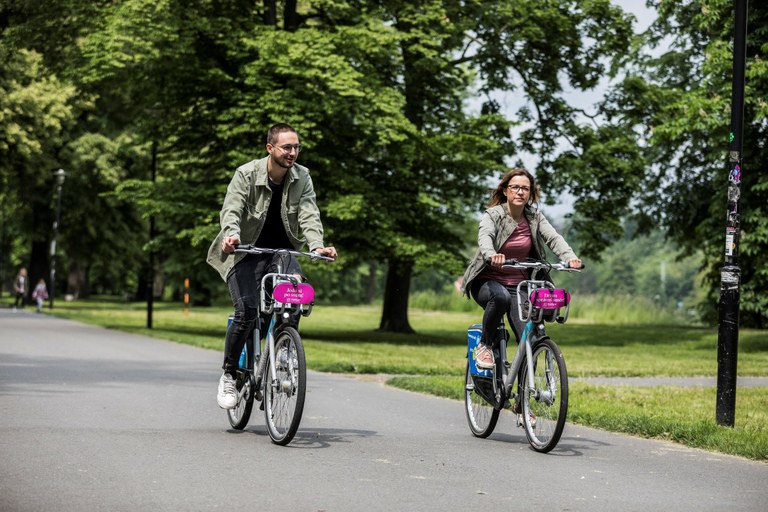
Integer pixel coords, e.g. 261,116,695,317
32,279,49,313
13,267,28,311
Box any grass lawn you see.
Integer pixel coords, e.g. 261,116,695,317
31,297,768,462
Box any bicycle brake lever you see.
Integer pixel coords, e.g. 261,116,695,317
310,252,335,262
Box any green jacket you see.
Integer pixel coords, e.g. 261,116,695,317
461,203,577,296
206,157,325,281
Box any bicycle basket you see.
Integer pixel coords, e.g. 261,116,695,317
261,274,315,317
516,281,571,323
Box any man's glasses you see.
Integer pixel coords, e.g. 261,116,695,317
273,144,303,154
507,185,531,193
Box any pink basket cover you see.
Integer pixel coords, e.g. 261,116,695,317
530,288,570,309
273,282,315,305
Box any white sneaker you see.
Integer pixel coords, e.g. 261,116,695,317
517,412,537,429
217,373,237,409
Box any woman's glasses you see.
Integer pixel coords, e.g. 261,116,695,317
507,185,530,193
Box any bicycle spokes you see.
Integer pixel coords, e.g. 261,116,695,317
263,327,306,445
522,339,568,453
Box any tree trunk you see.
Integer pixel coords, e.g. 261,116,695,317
365,260,378,304
376,13,423,334
135,263,148,301
284,0,299,31
263,0,276,26
67,260,89,299
378,258,415,333
153,261,164,299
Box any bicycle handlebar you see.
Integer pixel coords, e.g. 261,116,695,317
501,258,584,272
233,244,335,262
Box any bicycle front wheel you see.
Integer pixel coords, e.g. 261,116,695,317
464,362,499,437
520,337,568,453
263,326,306,445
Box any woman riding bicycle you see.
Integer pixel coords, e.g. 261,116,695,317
461,168,582,371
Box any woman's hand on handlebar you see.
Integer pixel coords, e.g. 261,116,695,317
314,246,337,260
221,236,240,254
566,258,583,269
488,253,506,267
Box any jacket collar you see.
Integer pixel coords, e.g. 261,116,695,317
253,156,298,187
499,202,537,221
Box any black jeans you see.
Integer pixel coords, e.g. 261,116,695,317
470,279,526,348
222,252,301,374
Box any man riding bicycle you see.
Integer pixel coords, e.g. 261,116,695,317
207,123,336,409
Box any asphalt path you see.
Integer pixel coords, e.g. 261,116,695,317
1,310,766,512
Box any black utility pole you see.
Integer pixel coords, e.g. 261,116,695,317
717,0,748,427
147,140,157,329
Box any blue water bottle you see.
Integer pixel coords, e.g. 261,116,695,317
239,346,247,368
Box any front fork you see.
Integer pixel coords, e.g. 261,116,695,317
262,315,295,395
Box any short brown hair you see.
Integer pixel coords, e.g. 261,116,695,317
266,123,297,145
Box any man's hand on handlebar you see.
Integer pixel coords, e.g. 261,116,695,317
221,236,240,254
314,246,337,259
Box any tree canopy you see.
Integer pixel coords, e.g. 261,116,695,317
2,0,765,328
547,0,767,326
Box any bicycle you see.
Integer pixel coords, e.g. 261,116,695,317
225,245,334,445
464,258,582,453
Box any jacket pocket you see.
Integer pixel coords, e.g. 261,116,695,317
242,202,265,242
286,204,299,236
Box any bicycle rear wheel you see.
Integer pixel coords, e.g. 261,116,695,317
464,362,499,437
520,338,568,453
263,326,306,445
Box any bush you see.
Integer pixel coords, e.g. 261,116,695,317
408,288,697,325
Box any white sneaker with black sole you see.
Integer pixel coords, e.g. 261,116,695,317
217,372,237,409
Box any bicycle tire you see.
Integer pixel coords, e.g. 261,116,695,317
520,337,568,453
464,362,499,438
227,346,254,430
263,326,306,445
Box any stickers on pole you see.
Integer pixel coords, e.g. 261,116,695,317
729,163,741,184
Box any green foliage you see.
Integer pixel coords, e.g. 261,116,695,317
583,1,768,327
0,42,81,289
409,286,479,313
568,383,768,461
4,0,762,331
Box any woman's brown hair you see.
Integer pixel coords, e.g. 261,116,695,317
488,168,539,207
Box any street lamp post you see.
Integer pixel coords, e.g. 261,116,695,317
49,169,67,309
717,0,748,427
